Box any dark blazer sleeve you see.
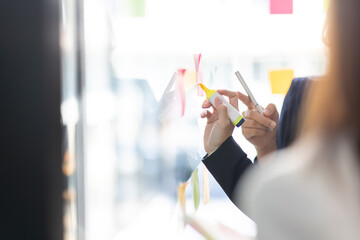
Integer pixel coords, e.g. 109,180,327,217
276,77,310,149
202,136,253,202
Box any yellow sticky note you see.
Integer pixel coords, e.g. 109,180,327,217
203,166,210,205
269,69,294,95
177,182,188,214
324,0,330,13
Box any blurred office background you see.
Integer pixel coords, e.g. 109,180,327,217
2,0,327,239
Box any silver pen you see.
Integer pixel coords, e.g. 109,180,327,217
235,71,264,115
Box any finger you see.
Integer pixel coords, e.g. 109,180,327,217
201,109,218,124
217,89,237,98
242,128,267,139
242,119,268,130
263,103,278,118
242,110,276,129
237,92,254,109
200,110,212,119
217,89,238,109
202,99,212,109
214,97,229,126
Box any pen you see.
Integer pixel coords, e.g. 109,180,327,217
235,71,264,115
235,71,273,131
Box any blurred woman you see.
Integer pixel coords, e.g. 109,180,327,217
239,0,360,239
202,0,360,239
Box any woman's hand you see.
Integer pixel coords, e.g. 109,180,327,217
238,92,279,160
200,90,239,155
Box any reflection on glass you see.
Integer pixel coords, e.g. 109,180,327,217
61,0,83,239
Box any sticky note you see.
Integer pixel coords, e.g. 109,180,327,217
191,168,200,211
120,0,145,17
193,54,203,96
177,69,186,116
203,166,210,205
324,0,330,12
183,70,197,91
177,182,188,214
270,0,293,14
269,69,294,94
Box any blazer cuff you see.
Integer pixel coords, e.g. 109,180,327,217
202,136,246,164
201,136,248,198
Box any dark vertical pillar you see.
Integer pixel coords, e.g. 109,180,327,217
0,0,63,239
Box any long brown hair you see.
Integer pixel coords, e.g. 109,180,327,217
302,0,360,153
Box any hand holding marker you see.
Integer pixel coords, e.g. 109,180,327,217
199,83,245,127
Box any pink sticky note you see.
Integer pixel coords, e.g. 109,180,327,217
270,0,293,14
177,69,186,116
193,54,203,96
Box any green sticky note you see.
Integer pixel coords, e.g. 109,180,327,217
191,168,200,211
119,0,145,17
132,0,145,17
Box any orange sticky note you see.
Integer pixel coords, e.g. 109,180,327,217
177,182,188,214
183,70,197,91
269,69,294,95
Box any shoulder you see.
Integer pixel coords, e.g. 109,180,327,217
236,140,313,218
286,77,311,97
277,77,314,149
236,135,360,240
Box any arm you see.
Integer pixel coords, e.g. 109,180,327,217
202,136,253,202
200,92,254,204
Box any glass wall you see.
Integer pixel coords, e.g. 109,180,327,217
80,0,327,239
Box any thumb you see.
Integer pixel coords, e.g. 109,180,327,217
215,97,228,124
